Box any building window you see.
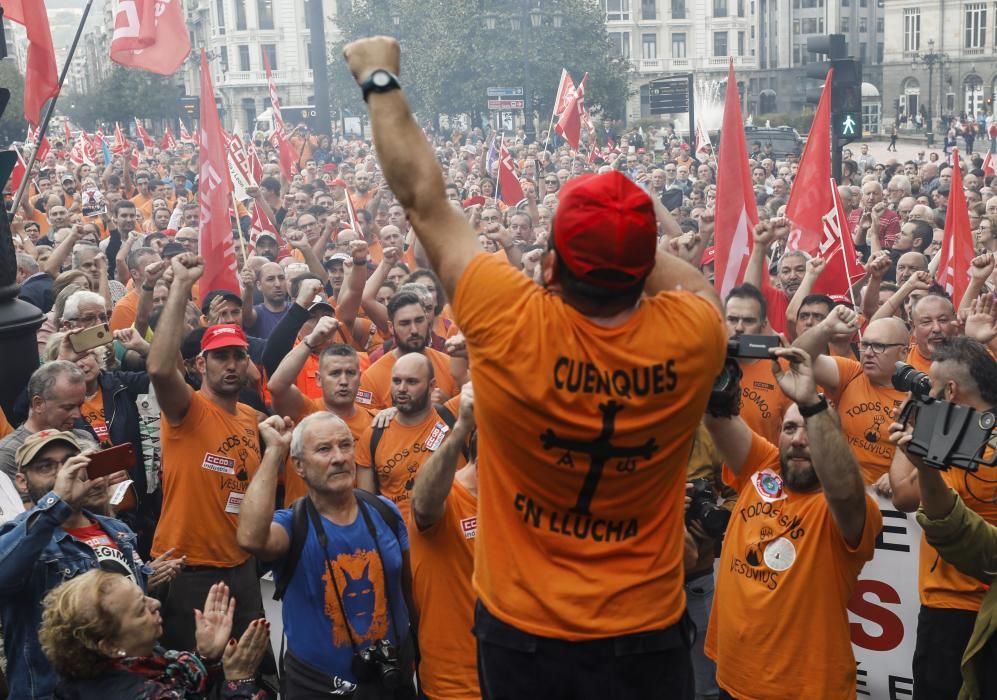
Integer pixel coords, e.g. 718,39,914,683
738,0,744,16
877,42,884,62
220,45,229,71
672,0,686,18
714,0,728,17
966,3,987,49
641,33,657,59
238,44,250,71
802,0,817,6
877,17,884,32
609,31,631,58
604,0,630,21
216,0,226,31
242,98,257,130
801,18,817,33
235,0,247,29
841,17,850,32
261,44,277,70
671,31,687,57
256,0,274,28
738,30,746,55
860,0,867,6
713,30,728,56
859,17,867,32
641,0,656,20
903,8,920,52
859,42,867,62
792,44,801,65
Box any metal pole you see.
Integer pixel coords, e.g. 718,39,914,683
308,0,331,136
11,0,96,214
687,73,695,147
522,1,533,143
927,61,934,147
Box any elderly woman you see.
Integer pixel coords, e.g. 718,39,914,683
40,572,269,699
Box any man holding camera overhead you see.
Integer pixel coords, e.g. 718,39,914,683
703,345,880,700
889,336,997,700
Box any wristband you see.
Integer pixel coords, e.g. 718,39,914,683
302,337,316,351
798,393,829,418
141,285,156,292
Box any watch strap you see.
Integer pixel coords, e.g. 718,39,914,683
798,393,829,418
361,70,401,102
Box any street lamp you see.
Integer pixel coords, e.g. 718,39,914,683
391,9,401,26
912,37,948,147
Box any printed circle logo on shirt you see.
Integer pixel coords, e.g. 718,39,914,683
762,537,796,571
751,469,786,503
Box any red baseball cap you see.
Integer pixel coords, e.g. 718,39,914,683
330,178,348,188
829,294,854,307
701,246,716,266
200,324,249,354
552,171,656,289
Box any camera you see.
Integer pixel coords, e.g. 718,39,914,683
708,336,779,418
892,362,997,472
352,639,400,689
685,478,731,539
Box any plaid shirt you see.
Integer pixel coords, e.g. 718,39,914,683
847,206,901,248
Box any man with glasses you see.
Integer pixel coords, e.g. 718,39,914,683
848,182,901,249
794,306,910,493
146,252,269,655
104,200,139,281
173,226,199,254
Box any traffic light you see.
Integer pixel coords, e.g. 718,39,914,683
831,58,862,145
805,62,831,105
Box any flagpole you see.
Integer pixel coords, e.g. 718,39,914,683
831,176,864,340
494,133,502,206
11,0,96,215
542,107,557,153
231,191,248,261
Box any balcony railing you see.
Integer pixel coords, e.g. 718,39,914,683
630,55,755,73
220,69,313,85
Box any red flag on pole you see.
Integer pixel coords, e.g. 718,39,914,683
553,69,576,116
135,120,156,148
263,53,297,180
984,150,994,177
936,149,975,306
27,124,51,161
195,49,240,302
110,0,191,75
812,178,864,297
6,147,27,194
247,141,264,183
786,69,833,256
178,119,193,142
555,92,583,149
1,0,59,124
62,120,72,146
497,136,524,206
160,126,177,150
112,123,129,154
713,60,759,298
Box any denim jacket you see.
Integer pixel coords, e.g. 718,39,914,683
0,491,149,700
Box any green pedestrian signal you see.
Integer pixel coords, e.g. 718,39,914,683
836,111,862,143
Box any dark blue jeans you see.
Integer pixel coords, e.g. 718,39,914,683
474,601,694,700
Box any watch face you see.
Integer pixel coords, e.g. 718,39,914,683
373,71,392,88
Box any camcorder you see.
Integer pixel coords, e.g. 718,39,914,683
708,335,780,418
685,478,732,540
892,362,997,471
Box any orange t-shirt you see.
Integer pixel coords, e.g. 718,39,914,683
354,408,464,522
829,356,907,485
81,388,112,447
282,398,374,505
452,253,726,639
408,479,479,699
907,343,931,373
358,348,458,410
151,391,261,567
737,358,792,446
0,406,13,441
919,459,997,610
109,290,140,332
705,432,881,699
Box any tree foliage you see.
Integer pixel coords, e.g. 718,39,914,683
328,0,630,126
62,67,184,130
0,62,29,146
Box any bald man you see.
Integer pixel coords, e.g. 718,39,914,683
895,251,929,286
907,293,959,372
794,308,910,492
896,196,916,222
848,181,901,248
244,261,289,338
355,352,464,520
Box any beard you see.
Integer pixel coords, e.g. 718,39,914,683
395,333,428,354
395,389,430,416
780,454,821,492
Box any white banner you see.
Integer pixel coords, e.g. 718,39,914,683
848,490,921,700
225,133,256,202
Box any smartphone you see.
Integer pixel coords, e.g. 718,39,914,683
85,443,136,480
69,323,113,353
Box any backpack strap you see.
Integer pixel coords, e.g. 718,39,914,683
272,497,310,601
433,403,469,461
369,426,386,494
354,488,401,542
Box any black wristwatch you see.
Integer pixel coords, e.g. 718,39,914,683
798,393,829,418
361,70,401,102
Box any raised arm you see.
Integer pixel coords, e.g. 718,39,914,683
133,260,168,339
862,252,891,322
237,416,293,562
412,383,475,531
336,241,369,329
791,305,860,393
240,268,259,329
784,257,827,339
644,249,720,309
360,247,399,334
42,226,83,278
960,253,995,314
268,316,340,420
743,218,787,290
344,38,481,301
871,271,931,322
146,254,199,425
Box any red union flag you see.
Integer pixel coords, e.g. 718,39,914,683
224,132,256,201
1,0,59,124
161,126,177,150
196,50,239,302
110,0,191,75
112,122,129,154
554,69,576,116
497,136,524,206
936,149,975,305
135,120,156,148
6,147,27,195
263,53,296,180
178,118,193,142
812,178,864,297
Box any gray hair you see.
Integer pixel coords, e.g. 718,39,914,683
888,175,912,196
398,282,431,307
71,243,99,269
16,253,39,275
27,360,85,401
62,290,106,321
289,412,352,460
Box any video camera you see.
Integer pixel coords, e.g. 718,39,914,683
708,335,780,418
892,362,997,471
685,478,732,540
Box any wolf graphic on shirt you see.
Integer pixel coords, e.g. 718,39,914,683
322,550,389,648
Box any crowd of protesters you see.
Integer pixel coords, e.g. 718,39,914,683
3,36,997,700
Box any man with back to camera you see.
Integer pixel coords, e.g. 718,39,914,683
345,36,726,699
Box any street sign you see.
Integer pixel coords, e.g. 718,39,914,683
836,111,862,142
487,87,524,97
649,76,691,115
488,99,525,110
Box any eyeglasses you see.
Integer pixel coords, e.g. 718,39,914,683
858,341,905,355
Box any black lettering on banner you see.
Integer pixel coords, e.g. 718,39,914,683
847,434,896,459
876,510,911,553
888,675,913,700
540,400,658,515
552,357,678,399
855,663,870,697
514,492,638,543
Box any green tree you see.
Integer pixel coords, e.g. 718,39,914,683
63,67,184,129
0,62,29,145
328,0,630,130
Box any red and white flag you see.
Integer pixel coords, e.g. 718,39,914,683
713,60,759,298
195,49,240,302
110,0,191,75
553,69,576,116
6,147,27,194
178,118,193,142
27,124,51,162
69,134,95,166
814,179,864,298
984,150,994,177
936,149,975,305
247,141,264,183
111,123,130,154
263,53,297,180
555,91,583,150
694,118,712,159
497,136,524,206
1,0,59,124
248,201,281,253
135,120,156,148
161,126,177,150
93,128,105,148
62,120,72,146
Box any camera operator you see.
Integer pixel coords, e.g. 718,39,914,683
723,283,792,445
894,412,997,699
888,337,997,700
703,346,880,700
793,306,909,493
